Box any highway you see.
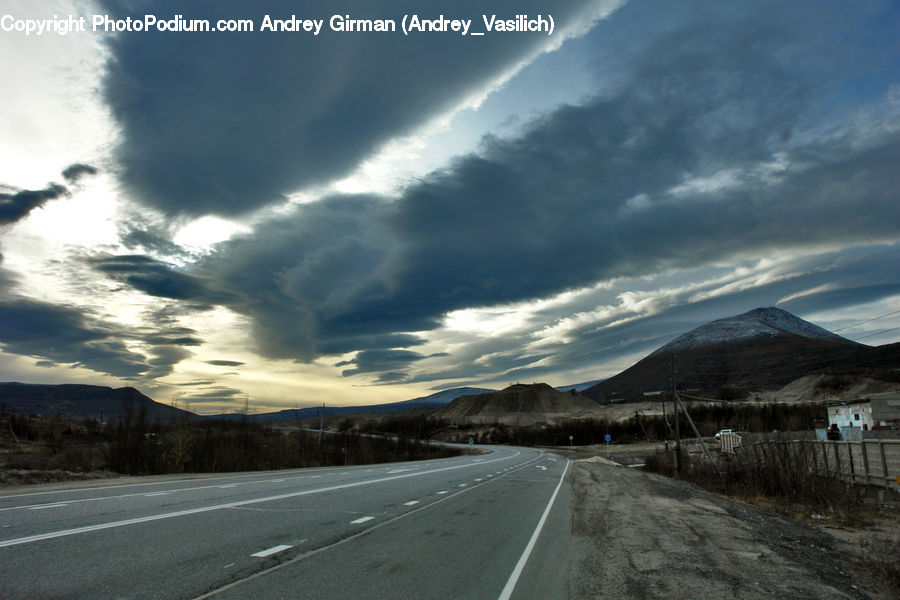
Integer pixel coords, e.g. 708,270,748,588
0,446,572,599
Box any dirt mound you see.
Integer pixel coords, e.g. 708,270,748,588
758,374,900,404
434,383,601,425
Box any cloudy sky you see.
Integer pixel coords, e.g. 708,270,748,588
1,0,898,414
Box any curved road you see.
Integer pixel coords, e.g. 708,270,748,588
0,446,572,599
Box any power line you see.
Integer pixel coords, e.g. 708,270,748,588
852,326,900,342
833,309,900,332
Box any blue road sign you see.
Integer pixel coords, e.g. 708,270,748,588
604,434,611,442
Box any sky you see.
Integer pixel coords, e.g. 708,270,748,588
1,0,898,414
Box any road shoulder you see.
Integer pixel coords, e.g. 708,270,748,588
568,459,881,600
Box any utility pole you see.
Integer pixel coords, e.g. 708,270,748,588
319,402,324,446
672,356,681,473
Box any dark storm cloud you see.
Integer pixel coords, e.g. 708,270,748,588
98,0,900,384
1,164,98,225
0,293,206,380
180,386,245,404
118,220,189,258
88,254,235,305
0,298,148,378
0,183,68,225
336,349,428,377
61,163,98,184
146,346,194,379
206,360,244,367
98,0,600,217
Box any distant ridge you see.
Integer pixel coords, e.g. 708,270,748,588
205,387,497,422
583,307,894,403
0,382,191,421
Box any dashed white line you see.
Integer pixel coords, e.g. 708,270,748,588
436,490,448,495
475,478,483,482
0,450,522,548
350,516,375,524
403,500,420,506
251,544,293,558
144,492,170,497
28,503,68,510
458,484,467,487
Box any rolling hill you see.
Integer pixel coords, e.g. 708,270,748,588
0,382,192,422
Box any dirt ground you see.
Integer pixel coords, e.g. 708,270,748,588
559,445,898,600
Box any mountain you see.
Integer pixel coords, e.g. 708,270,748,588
434,383,602,426
0,382,192,422
555,379,605,393
583,307,891,403
206,387,498,422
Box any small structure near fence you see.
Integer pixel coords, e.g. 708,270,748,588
735,438,900,495
826,392,900,439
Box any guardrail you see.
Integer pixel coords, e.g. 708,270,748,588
735,439,900,489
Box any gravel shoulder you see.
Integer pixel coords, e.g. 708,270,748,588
566,454,895,600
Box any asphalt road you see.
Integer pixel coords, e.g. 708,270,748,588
0,446,571,599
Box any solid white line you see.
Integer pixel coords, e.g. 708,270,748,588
350,516,374,524
145,492,170,497
0,450,521,548
497,459,570,600
28,503,68,510
251,544,292,558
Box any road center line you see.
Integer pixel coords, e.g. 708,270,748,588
0,450,521,548
350,516,374,524
189,453,542,600
497,459,570,600
251,544,292,558
28,503,68,510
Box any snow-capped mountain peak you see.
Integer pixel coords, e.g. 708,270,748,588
650,307,844,355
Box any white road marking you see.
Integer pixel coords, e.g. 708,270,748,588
251,544,293,558
458,484,467,487
218,484,237,489
536,466,547,471
403,500,420,506
269,479,284,483
498,460,571,600
475,478,483,482
0,450,523,548
145,492,170,497
28,503,68,510
387,468,417,474
436,491,448,495
350,516,374,524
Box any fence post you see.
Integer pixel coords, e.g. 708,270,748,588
822,440,829,474
833,443,841,481
847,442,856,484
811,440,818,475
879,441,888,487
860,442,870,486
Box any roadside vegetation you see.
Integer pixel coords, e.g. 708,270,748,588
1,405,461,482
389,401,825,446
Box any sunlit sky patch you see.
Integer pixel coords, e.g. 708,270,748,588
1,0,898,414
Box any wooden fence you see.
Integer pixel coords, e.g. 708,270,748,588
735,439,900,489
